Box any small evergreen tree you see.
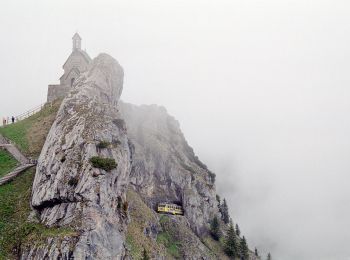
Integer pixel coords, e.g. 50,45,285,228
216,194,221,203
267,252,272,260
221,198,230,224
216,194,221,210
254,247,259,256
210,216,221,241
239,236,249,260
142,247,150,260
224,221,237,258
235,223,241,237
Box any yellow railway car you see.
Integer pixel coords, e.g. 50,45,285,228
157,203,184,215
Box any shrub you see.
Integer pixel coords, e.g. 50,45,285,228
123,201,129,212
68,177,78,187
97,141,110,149
142,247,150,260
117,196,122,209
89,156,117,171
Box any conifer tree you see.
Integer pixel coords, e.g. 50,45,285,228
239,236,249,260
224,221,237,258
210,216,221,241
142,248,150,260
235,223,241,237
267,252,272,260
254,247,259,256
216,194,221,210
221,198,230,224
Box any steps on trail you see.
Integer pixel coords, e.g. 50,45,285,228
0,143,29,164
0,133,36,186
0,164,35,185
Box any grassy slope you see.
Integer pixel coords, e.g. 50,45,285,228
0,150,18,178
0,168,76,259
126,189,168,259
0,100,61,157
0,100,76,259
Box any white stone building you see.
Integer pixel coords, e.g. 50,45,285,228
47,33,91,102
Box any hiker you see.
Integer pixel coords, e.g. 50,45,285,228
11,116,15,124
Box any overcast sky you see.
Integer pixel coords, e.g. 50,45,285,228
1,0,350,259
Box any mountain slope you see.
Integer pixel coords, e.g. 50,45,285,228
119,102,218,237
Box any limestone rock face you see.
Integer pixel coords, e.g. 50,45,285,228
28,54,132,259
119,102,218,236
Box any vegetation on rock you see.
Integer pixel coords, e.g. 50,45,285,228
235,223,241,237
97,140,110,149
267,252,272,260
89,156,117,171
210,216,221,241
220,198,230,224
142,247,150,260
223,221,238,258
255,247,259,257
126,189,166,259
68,177,79,187
239,236,249,260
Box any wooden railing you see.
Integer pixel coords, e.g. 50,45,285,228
15,103,46,121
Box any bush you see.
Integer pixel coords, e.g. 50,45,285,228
142,247,150,260
68,177,78,187
97,141,110,149
89,156,117,171
123,201,129,212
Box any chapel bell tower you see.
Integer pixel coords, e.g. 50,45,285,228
72,33,82,51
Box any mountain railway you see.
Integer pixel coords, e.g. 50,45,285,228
157,202,184,215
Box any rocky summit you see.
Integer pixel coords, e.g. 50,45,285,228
26,54,132,259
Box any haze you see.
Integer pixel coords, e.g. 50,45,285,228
1,0,350,259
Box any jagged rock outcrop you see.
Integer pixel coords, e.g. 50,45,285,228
25,54,132,259
119,102,218,237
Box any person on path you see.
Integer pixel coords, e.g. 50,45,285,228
11,116,15,124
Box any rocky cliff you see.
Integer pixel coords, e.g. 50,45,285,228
118,102,218,237
24,54,132,259
20,53,260,260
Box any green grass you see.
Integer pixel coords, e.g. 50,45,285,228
156,231,181,258
126,189,167,259
0,101,60,157
157,216,181,258
126,234,140,258
0,168,76,259
0,121,29,154
0,150,18,177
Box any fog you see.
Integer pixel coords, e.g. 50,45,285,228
1,0,350,259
